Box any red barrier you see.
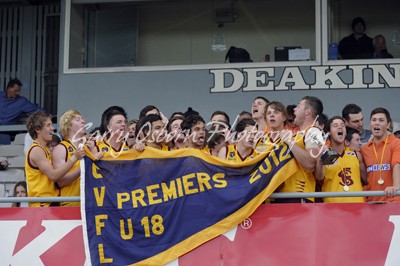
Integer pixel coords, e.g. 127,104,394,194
0,203,399,266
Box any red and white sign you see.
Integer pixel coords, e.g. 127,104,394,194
0,203,399,266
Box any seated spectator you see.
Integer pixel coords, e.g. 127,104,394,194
0,78,44,125
12,181,27,207
225,46,252,63
338,17,374,59
0,160,9,170
373,34,393,58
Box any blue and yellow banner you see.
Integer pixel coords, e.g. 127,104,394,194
81,143,297,265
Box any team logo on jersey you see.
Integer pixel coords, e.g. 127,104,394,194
255,143,268,153
346,151,355,156
68,147,74,152
229,152,235,157
339,167,354,187
102,147,109,152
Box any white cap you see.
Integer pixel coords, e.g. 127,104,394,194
392,122,400,134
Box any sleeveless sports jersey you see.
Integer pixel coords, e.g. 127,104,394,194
145,144,170,151
95,140,130,158
202,146,212,155
157,144,170,151
255,133,281,154
59,140,81,206
225,144,257,163
322,146,364,203
25,142,59,207
279,128,321,202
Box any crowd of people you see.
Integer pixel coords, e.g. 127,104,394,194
17,94,400,207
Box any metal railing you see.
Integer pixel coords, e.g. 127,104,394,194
0,191,399,203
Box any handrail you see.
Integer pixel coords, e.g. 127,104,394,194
0,191,399,203
269,190,400,199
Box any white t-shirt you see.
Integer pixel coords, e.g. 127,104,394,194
24,133,34,155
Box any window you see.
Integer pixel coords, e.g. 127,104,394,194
69,2,137,68
327,0,400,60
66,0,317,69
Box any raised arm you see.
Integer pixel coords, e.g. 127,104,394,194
52,144,81,187
29,146,84,182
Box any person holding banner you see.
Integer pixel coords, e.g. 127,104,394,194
25,111,85,207
126,119,138,148
135,114,169,150
361,107,400,202
255,101,287,154
167,115,186,150
277,96,325,203
205,133,227,157
209,111,231,141
52,109,87,206
139,105,160,119
94,106,132,157
314,116,365,203
218,118,258,162
181,115,207,150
